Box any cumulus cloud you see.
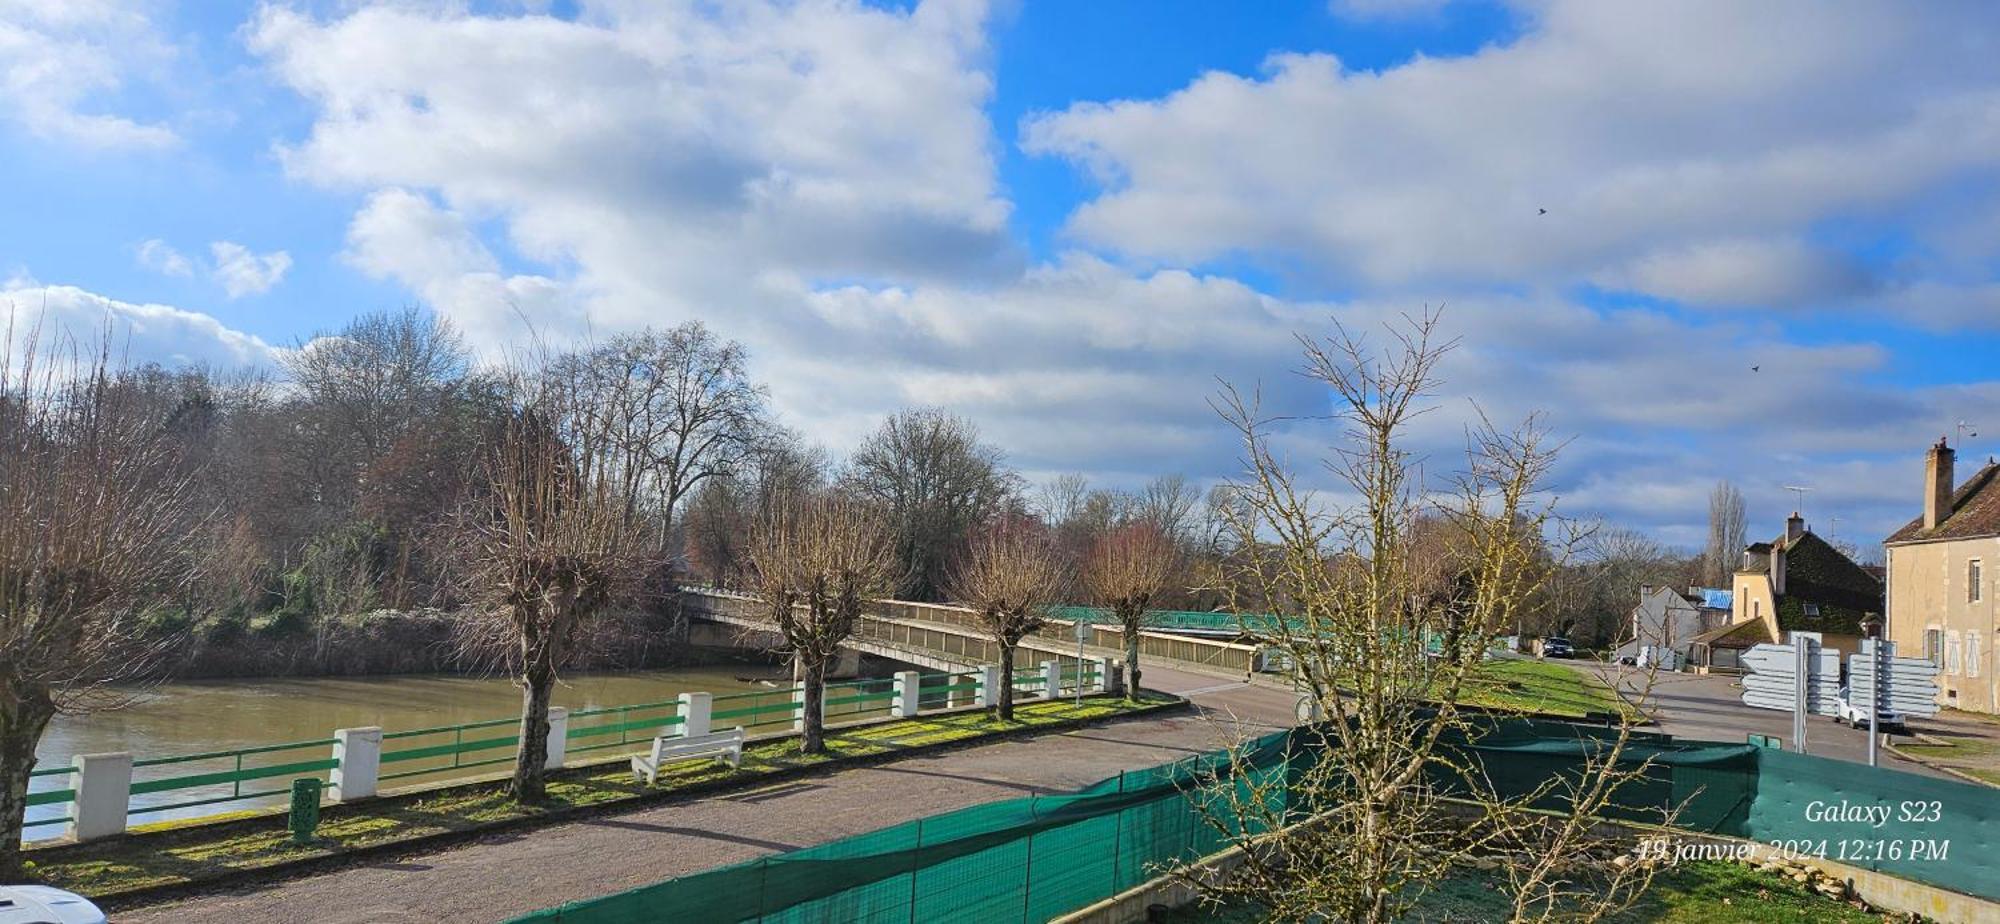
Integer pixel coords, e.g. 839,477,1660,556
135,238,192,277
0,0,176,147
1595,237,1878,308
0,281,278,369
208,241,292,298
1022,1,2000,304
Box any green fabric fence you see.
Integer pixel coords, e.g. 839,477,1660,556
510,720,2000,924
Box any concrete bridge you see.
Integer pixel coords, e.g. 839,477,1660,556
680,587,1267,680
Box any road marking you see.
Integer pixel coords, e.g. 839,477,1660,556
1176,682,1250,697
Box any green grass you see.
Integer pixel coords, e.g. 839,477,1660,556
1459,658,1635,720
1161,861,1879,923
26,694,1169,900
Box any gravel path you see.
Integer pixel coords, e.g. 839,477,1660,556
114,669,1297,923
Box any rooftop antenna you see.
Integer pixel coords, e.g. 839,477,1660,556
1959,420,1979,443
1782,485,1813,520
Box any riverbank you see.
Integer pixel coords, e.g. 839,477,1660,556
36,694,1182,907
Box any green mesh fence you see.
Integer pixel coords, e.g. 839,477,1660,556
510,720,2000,924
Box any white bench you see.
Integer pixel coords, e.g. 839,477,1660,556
631,727,744,785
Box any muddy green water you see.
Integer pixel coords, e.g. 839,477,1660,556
26,655,824,838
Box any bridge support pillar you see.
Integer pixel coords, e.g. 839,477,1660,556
1042,661,1062,700
678,691,713,737
545,707,569,770
891,671,921,718
331,726,382,803
69,752,132,842
974,664,1001,708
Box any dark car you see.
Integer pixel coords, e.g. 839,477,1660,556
1542,636,1575,658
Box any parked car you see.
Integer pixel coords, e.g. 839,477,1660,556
1541,636,1574,658
1834,684,1908,733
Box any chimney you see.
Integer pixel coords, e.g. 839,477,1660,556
1925,437,1956,530
1785,513,1805,544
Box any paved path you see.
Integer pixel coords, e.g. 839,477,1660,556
116,669,1298,924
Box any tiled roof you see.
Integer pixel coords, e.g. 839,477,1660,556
1886,461,2000,544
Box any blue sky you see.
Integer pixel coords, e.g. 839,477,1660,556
4,0,1999,554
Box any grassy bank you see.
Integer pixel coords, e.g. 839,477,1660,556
32,694,1173,901
1461,658,1636,720
1159,860,1882,922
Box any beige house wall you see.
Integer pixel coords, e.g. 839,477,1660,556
1887,536,2000,714
1730,571,1778,642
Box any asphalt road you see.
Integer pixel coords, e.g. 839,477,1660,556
114,668,1298,924
1592,662,1952,778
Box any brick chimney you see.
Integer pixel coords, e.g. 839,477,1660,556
1785,513,1805,543
1925,437,1956,530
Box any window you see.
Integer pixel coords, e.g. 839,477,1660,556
1973,560,1985,604
1946,630,1963,676
1926,628,1944,666
1970,631,1983,679
1803,604,1820,617
1752,600,1760,621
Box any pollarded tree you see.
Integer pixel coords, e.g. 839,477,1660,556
452,361,652,804
749,494,894,755
1085,522,1177,701
950,519,1067,720
0,334,203,876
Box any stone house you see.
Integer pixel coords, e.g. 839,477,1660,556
1885,439,2000,714
1614,585,1731,664
1689,512,1883,669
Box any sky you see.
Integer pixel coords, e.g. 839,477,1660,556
3,0,1999,557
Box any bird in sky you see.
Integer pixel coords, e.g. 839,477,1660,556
1751,365,1761,372
1538,208,1547,215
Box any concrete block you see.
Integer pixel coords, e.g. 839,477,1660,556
891,671,921,718
69,752,132,842
678,691,713,738
331,726,382,802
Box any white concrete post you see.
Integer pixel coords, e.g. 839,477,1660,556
1042,660,1062,701
544,707,570,770
947,671,973,709
69,753,132,842
1100,658,1125,695
1088,656,1114,694
678,691,713,738
792,680,808,731
974,664,1002,707
891,671,921,718
331,726,382,802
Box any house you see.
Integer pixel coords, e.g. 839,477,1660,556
1614,585,1731,666
1689,511,1883,670
1885,439,2000,714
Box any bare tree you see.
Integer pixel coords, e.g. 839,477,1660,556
1134,472,1202,541
1188,314,1666,923
949,518,1066,720
449,359,653,803
1033,473,1091,528
0,329,203,875
749,493,894,755
1704,480,1746,587
846,408,1016,601
682,431,828,590
1085,522,1176,700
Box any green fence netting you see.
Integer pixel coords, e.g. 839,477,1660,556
510,720,2000,924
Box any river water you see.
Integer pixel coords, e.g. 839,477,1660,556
27,653,822,838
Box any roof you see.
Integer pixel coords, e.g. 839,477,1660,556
1696,588,1733,610
1771,531,1882,635
1688,617,1773,649
1885,460,2000,545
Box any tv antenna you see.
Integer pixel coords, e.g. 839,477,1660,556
1782,485,1813,519
1959,420,1980,443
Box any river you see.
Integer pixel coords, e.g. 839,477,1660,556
26,652,855,838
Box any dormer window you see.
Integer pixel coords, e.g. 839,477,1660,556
1803,604,1820,617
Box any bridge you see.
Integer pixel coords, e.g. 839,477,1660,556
679,588,1267,680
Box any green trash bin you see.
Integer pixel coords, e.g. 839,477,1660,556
289,777,323,844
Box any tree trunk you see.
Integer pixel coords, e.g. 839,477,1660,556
996,643,1016,721
511,659,554,804
0,682,56,879
799,656,827,755
1123,612,1143,702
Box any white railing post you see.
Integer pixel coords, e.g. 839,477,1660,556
1088,656,1114,694
545,707,570,770
331,726,382,803
891,671,921,718
974,664,1002,708
678,691,713,738
69,752,132,842
792,680,808,731
1042,660,1062,700
1101,658,1126,695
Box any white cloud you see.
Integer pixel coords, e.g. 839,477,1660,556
1,281,278,370
135,238,192,277
0,0,176,147
1595,237,1877,308
208,241,292,298
1022,1,2000,303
